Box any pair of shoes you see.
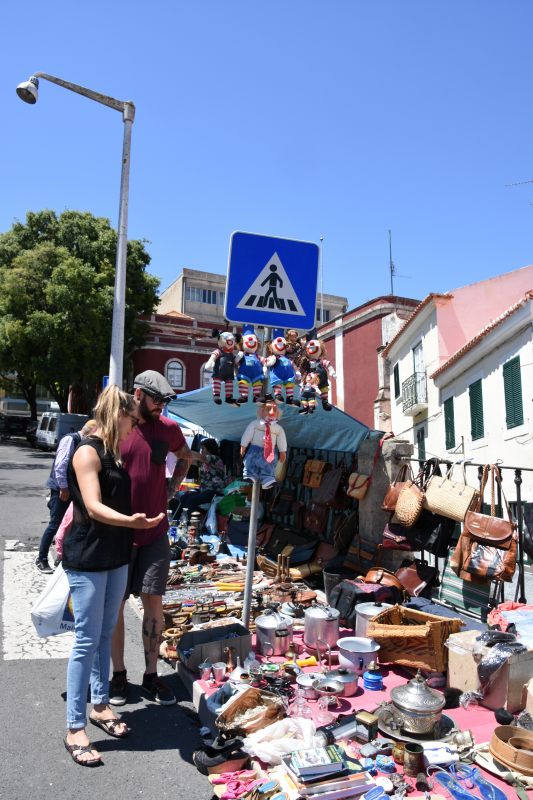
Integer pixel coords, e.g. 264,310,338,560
89,714,130,739
142,673,176,706
192,743,249,776
63,737,102,767
109,670,129,706
35,557,53,574
261,479,277,490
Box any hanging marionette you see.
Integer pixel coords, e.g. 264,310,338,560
265,335,300,404
205,329,240,406
303,335,337,410
235,327,266,403
284,328,305,372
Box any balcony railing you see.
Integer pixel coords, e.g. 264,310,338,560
402,372,428,415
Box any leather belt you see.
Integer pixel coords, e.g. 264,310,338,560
489,725,533,777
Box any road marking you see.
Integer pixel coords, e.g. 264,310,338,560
2,540,73,660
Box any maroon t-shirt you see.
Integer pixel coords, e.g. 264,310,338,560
120,415,186,545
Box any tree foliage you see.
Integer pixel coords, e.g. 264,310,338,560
0,210,159,416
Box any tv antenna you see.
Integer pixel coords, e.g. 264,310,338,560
388,230,410,294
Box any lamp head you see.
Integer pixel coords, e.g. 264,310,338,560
16,76,39,104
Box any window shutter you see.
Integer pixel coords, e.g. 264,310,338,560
444,397,455,450
503,357,523,429
393,364,400,399
469,380,484,440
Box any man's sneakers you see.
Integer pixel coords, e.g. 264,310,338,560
109,671,176,706
109,670,129,706
35,557,53,574
142,673,176,706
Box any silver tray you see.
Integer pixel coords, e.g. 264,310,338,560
375,703,457,744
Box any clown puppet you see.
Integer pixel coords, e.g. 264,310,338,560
298,371,320,414
303,336,337,410
205,329,239,406
264,335,300,404
235,326,266,404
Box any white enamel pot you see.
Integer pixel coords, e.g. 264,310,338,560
336,636,380,675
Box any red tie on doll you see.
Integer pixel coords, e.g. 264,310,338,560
263,421,274,463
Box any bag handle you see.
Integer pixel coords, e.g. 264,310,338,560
473,463,490,512
366,433,393,485
491,464,515,524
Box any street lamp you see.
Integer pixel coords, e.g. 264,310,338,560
16,73,136,388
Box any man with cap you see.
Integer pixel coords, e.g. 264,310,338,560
110,370,191,706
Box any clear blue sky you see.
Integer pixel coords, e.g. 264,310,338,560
2,1,533,310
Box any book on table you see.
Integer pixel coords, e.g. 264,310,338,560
281,749,374,797
288,744,346,777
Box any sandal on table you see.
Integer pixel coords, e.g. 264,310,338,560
89,715,130,738
63,737,102,767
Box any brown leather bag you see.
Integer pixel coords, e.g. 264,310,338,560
363,567,405,593
381,463,411,512
395,559,438,596
304,502,329,535
451,465,517,583
312,465,345,506
302,459,330,488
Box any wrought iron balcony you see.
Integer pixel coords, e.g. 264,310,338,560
402,372,428,415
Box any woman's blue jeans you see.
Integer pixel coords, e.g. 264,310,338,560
65,565,128,730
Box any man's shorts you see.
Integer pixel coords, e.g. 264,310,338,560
124,534,170,599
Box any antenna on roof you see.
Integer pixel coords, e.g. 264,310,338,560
388,229,410,295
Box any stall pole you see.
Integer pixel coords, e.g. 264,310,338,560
241,478,260,628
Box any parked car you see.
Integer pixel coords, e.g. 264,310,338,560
25,420,39,446
0,413,32,438
36,412,89,451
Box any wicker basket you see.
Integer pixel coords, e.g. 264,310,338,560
366,605,463,672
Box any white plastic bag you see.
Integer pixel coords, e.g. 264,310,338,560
31,564,75,636
242,717,321,765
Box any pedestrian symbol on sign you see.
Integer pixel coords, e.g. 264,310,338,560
236,252,305,317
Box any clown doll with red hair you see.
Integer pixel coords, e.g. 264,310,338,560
235,326,266,403
264,334,300,404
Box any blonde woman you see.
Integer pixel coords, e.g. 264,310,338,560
62,385,164,767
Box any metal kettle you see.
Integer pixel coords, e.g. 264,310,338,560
255,604,294,656
303,603,340,653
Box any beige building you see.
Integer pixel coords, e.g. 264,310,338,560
158,268,348,333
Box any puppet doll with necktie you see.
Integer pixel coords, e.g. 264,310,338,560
239,395,287,490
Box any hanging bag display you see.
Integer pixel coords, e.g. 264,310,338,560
302,459,330,488
313,465,345,505
347,434,390,501
394,472,425,528
423,462,479,523
381,463,411,512
450,465,518,583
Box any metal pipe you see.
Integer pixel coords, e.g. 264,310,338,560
241,478,260,628
514,469,526,604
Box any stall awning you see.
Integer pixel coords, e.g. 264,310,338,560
168,387,373,453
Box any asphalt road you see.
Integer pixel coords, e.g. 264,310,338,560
0,438,211,800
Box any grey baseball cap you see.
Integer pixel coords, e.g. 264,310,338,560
133,370,176,400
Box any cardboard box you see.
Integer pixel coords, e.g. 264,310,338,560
447,629,533,713
178,622,252,672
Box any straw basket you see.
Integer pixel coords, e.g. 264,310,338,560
366,605,463,672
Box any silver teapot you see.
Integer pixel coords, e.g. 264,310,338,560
390,670,445,735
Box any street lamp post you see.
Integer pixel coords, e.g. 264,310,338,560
16,73,135,387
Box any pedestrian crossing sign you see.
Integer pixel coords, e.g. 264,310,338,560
225,231,319,329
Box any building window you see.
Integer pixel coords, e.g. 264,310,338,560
218,291,225,306
166,359,185,390
444,396,455,450
316,308,331,323
416,426,426,462
469,379,484,440
185,286,219,304
201,362,213,388
393,363,400,399
503,356,524,429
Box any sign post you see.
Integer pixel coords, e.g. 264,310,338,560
226,231,319,629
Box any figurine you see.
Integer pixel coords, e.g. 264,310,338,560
205,329,239,406
265,336,300,404
285,328,306,372
235,330,266,404
298,372,320,414
304,337,337,411
240,395,287,489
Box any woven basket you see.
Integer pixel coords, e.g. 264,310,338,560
395,482,424,528
366,605,463,672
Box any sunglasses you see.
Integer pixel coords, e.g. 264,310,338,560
143,391,170,405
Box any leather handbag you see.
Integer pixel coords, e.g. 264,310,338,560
451,465,518,583
302,459,330,488
381,463,411,512
304,502,329,535
395,480,425,528
381,522,414,551
424,463,479,522
395,559,438,597
312,465,345,506
363,567,405,594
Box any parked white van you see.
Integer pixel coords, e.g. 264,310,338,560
36,412,89,451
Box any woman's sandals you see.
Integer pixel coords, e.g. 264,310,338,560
63,738,102,767
89,714,130,739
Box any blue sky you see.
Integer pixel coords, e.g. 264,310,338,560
2,1,533,311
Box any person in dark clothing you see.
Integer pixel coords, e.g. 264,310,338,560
62,385,164,767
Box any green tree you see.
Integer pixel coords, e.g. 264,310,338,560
0,210,159,417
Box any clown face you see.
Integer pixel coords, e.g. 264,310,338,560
218,332,235,352
305,339,321,357
242,333,258,354
271,336,287,356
